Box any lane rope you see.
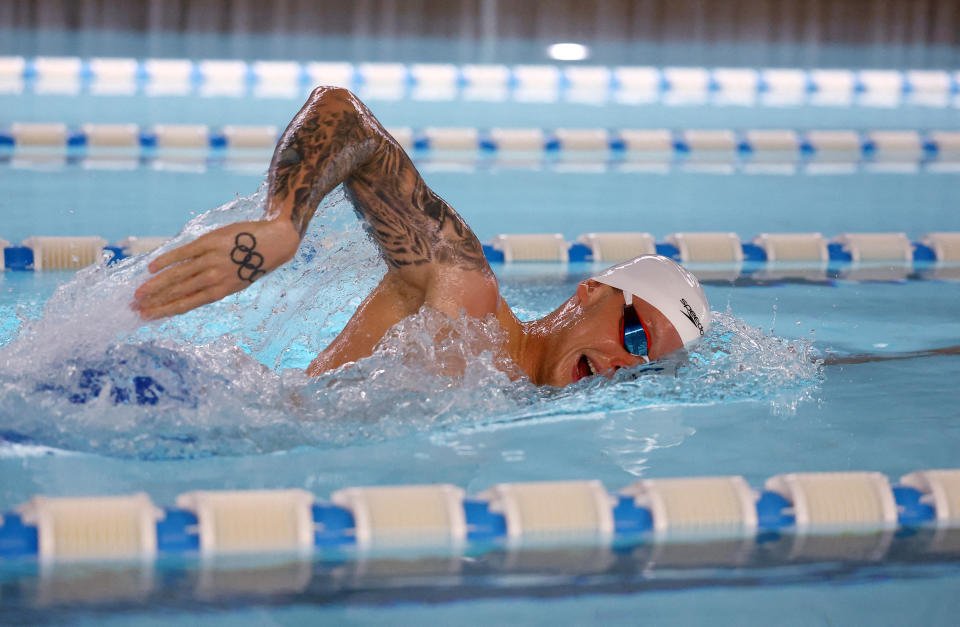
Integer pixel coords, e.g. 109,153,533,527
1,56,958,107
2,124,958,167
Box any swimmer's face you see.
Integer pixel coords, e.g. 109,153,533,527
543,281,683,386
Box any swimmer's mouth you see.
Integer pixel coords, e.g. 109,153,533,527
574,354,597,382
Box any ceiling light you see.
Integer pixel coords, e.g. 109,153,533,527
547,43,589,62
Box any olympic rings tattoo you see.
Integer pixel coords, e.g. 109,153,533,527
230,232,266,282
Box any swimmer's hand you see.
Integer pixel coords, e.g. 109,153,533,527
133,220,299,320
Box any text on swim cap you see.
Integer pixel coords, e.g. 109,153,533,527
680,298,705,336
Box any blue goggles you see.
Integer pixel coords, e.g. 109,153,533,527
622,304,650,359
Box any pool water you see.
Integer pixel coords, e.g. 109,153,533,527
1,252,960,622
1,239,957,483
1,186,959,621
2,35,960,626
5,165,960,246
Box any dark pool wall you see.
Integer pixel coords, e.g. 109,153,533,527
1,0,959,67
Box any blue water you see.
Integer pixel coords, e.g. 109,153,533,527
2,28,960,625
1,265,959,621
3,166,959,244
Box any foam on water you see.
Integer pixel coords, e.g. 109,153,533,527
0,187,822,459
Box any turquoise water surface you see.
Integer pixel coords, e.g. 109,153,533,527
2,28,959,626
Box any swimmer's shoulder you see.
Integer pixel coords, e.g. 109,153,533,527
424,264,500,319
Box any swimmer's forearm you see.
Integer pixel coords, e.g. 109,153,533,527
135,89,384,320
263,86,489,276
264,86,381,237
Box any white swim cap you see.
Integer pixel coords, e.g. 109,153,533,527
592,254,710,347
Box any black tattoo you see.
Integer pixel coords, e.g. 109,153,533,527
230,233,265,283
269,88,378,237
266,86,488,273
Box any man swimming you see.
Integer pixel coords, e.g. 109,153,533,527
133,87,710,386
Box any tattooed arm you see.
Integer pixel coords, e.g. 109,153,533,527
134,87,499,351
267,87,500,374
264,86,491,281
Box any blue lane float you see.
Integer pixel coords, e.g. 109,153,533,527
1,232,958,277
0,469,954,561
3,124,960,166
2,56,958,108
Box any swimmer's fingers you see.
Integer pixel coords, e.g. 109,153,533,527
147,237,209,274
138,285,233,321
135,264,220,311
134,253,213,305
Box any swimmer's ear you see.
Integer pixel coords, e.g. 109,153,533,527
575,279,606,306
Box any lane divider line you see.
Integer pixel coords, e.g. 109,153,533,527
1,56,958,107
2,124,958,166
1,232,957,275
1,468,956,560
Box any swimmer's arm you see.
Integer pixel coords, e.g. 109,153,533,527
262,86,380,237
267,86,498,320
134,87,371,319
266,87,493,286
306,272,423,375
136,86,496,320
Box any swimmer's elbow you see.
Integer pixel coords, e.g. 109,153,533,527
306,86,365,119
304,86,381,144
307,85,352,103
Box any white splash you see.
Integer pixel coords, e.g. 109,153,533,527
0,187,822,459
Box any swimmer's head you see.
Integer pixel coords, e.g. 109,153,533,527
534,254,710,386
592,254,710,351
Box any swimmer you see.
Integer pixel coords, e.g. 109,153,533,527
133,87,710,386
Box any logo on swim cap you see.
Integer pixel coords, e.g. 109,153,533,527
680,298,705,336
